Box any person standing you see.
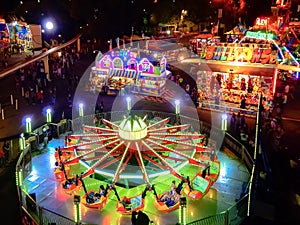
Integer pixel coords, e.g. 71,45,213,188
230,113,236,133
3,141,9,165
240,96,246,109
0,147,4,168
241,114,246,127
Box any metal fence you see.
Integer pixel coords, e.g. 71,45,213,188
15,111,255,225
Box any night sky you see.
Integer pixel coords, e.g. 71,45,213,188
0,0,279,39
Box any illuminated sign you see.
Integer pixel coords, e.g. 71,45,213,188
99,55,113,69
127,58,138,70
246,31,276,40
202,44,278,64
113,57,123,69
160,56,166,73
138,58,154,73
255,17,269,26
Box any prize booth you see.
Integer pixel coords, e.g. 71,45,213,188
90,50,168,96
188,24,300,110
190,41,280,110
89,52,111,93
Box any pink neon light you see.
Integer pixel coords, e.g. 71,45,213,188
138,58,154,74
273,68,278,95
160,57,166,72
99,55,113,69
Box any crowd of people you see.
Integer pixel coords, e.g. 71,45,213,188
14,45,82,111
0,41,93,172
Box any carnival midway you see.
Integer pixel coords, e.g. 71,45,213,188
13,1,300,225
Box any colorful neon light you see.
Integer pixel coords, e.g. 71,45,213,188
138,58,154,73
203,45,278,64
246,31,276,40
113,57,124,69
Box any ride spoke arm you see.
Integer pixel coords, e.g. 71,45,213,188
98,155,123,169
148,136,197,148
135,142,150,184
146,117,169,130
120,152,132,173
90,141,125,171
69,133,119,139
64,139,120,165
102,119,120,128
83,125,119,133
146,138,205,167
112,142,130,184
142,140,180,177
148,124,190,133
80,152,121,162
62,136,118,151
148,133,205,138
141,154,168,170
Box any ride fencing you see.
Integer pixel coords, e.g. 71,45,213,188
20,189,76,225
186,195,248,225
15,111,255,225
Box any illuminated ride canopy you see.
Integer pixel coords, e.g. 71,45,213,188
61,115,215,187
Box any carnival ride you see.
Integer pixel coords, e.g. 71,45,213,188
53,114,220,213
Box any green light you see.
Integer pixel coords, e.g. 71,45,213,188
16,171,23,186
79,103,84,117
19,135,26,151
74,195,81,223
179,204,187,225
25,117,32,133
246,31,276,40
175,100,180,114
46,108,52,123
221,113,228,131
126,97,131,111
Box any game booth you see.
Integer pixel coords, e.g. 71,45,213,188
187,28,299,111
89,50,169,97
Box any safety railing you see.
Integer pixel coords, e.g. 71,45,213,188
15,110,255,225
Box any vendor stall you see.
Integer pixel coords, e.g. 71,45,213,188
132,57,167,96
89,50,168,97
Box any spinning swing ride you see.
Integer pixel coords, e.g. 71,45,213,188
54,113,220,213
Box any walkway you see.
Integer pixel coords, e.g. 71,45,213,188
0,49,300,224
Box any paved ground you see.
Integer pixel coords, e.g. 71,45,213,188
0,51,300,224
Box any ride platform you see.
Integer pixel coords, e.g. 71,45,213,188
21,137,250,225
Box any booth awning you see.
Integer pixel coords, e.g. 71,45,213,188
204,62,276,77
113,69,137,79
182,59,276,76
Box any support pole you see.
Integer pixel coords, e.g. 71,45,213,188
179,197,187,225
73,195,81,225
79,103,84,117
